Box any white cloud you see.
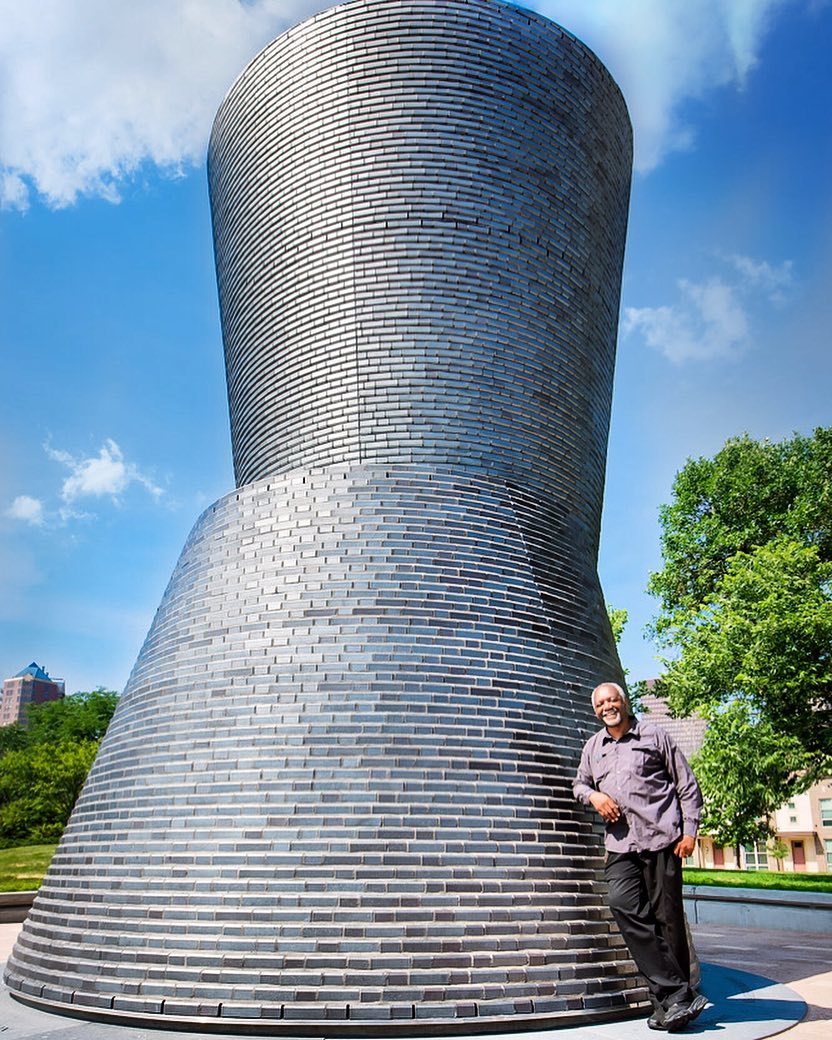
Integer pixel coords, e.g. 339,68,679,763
46,439,162,503
1,170,29,209
624,277,750,363
0,0,795,208
57,506,97,525
534,0,791,169
0,0,322,209
6,495,45,526
727,254,794,303
623,253,794,363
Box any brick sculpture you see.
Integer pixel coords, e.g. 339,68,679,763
6,0,641,1031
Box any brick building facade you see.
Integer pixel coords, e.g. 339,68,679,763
0,662,65,727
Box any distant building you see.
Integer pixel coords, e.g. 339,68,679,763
639,689,708,761
640,688,832,874
768,779,832,874
0,662,65,727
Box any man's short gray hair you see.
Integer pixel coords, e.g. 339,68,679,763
591,681,630,713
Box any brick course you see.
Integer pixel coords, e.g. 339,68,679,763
6,0,641,1030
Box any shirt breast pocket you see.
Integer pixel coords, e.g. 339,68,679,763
632,745,667,778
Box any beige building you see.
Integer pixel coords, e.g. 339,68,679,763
640,691,831,874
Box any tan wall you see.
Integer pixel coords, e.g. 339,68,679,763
693,778,832,873
808,778,832,872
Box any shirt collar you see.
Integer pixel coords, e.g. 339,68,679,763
600,716,639,743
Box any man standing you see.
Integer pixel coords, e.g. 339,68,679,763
573,682,708,1032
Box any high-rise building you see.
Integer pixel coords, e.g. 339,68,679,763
7,1,638,1029
0,662,65,727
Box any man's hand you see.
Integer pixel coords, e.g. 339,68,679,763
589,791,621,823
674,835,696,859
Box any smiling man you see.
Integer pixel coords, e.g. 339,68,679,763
573,682,708,1032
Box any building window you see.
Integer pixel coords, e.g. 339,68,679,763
743,842,769,871
826,840,832,871
820,799,832,826
789,815,798,824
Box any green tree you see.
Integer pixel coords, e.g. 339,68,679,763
606,605,629,645
24,688,119,745
0,722,28,757
0,688,118,846
649,428,832,637
650,428,832,837
767,837,790,870
690,701,811,860
605,604,645,710
0,741,100,845
660,538,832,779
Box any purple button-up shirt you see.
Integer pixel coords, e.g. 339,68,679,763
573,718,703,853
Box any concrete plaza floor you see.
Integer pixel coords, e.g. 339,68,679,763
1,921,830,1039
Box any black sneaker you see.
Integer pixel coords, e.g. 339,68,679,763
662,1002,693,1032
687,992,708,1022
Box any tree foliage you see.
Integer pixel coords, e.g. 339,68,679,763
0,722,28,757
0,741,100,845
661,538,832,778
649,428,832,636
606,605,629,645
605,604,645,710
24,688,119,744
0,689,118,847
650,428,832,834
691,701,812,850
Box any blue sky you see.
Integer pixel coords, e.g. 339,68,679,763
1,0,830,694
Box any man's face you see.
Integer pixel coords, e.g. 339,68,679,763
593,685,626,729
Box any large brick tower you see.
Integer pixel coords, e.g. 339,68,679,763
6,0,640,1031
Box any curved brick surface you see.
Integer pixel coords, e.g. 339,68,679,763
7,470,641,1028
210,0,631,532
6,0,639,1031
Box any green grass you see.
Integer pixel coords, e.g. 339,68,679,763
0,844,57,892
684,867,832,893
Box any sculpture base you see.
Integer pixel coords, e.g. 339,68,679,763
5,465,643,1028
8,986,648,1034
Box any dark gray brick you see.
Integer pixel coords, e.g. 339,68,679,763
3,0,643,1030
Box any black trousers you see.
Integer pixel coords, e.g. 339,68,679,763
605,845,693,1011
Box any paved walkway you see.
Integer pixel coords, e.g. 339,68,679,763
690,923,831,1040
1,921,829,1039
